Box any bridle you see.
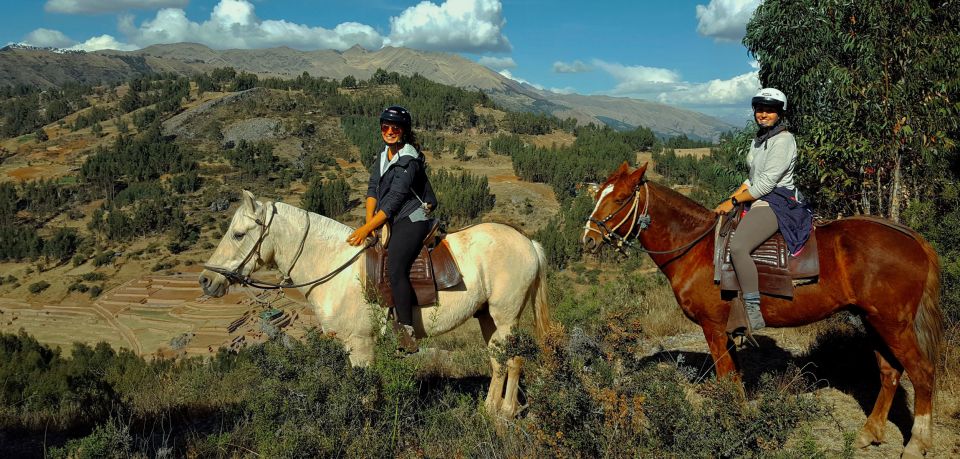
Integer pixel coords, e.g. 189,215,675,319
586,180,717,256
203,202,368,290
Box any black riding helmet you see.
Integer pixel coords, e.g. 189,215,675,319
380,106,412,129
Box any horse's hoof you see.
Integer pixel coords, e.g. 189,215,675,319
855,428,882,448
901,445,925,459
902,439,928,458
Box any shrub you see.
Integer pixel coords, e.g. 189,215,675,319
28,281,50,294
93,251,114,267
48,418,132,459
301,176,350,217
81,272,107,282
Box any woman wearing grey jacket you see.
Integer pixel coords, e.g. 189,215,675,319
713,88,812,334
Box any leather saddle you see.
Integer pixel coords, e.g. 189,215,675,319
714,206,819,298
365,220,463,308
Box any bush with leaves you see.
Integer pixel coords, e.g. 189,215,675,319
301,176,350,218
428,168,495,224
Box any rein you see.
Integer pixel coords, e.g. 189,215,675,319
587,181,718,256
203,202,369,290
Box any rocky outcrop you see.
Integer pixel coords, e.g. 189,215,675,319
161,88,267,139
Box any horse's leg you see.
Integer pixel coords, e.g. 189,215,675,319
868,319,936,458
477,309,506,415
344,334,375,367
702,322,739,379
856,348,903,448
500,356,524,417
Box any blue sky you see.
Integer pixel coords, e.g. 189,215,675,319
3,0,763,124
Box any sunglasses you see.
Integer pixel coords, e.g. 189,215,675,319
380,124,403,134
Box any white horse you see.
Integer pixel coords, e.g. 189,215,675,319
199,190,551,417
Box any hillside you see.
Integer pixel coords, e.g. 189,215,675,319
1,66,956,459
0,43,733,140
0,72,570,358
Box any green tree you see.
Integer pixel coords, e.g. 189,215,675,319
744,0,960,220
302,177,350,217
745,1,960,322
428,169,495,224
42,228,80,263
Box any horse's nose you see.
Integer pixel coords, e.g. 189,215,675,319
198,273,210,289
583,237,597,252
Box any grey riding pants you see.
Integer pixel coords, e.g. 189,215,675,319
729,204,779,294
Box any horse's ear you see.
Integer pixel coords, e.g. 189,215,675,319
241,189,257,215
628,162,649,183
608,161,630,182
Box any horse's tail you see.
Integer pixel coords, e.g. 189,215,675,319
530,240,552,340
914,237,944,374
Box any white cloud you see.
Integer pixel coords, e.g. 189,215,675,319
23,28,76,48
695,0,761,42
593,59,681,95
386,0,511,53
123,0,384,50
44,0,512,54
593,58,759,111
552,60,590,73
46,0,188,14
548,86,576,95
68,34,139,51
477,56,515,70
498,70,542,90
657,71,760,106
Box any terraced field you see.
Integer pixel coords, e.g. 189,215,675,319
0,274,317,358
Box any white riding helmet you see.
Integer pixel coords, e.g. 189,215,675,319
752,88,787,112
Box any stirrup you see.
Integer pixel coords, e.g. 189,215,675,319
728,325,760,348
726,296,760,348
392,321,419,354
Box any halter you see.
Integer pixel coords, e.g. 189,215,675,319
585,181,651,252
585,180,717,256
203,202,368,290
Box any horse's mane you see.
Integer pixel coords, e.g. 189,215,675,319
274,201,353,240
645,180,715,227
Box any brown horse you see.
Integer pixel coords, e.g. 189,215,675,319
582,162,943,458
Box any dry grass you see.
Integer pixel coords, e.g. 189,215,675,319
940,324,960,418
634,280,700,338
673,147,712,158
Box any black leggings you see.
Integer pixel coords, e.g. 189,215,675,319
387,216,431,326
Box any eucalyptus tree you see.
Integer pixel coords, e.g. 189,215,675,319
744,0,960,220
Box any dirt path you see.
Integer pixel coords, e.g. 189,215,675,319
90,302,141,355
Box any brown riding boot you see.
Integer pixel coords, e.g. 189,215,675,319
392,321,419,354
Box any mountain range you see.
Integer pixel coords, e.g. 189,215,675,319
0,43,734,140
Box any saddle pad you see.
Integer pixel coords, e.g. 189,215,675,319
719,228,819,298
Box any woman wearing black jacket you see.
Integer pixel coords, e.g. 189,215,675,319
347,106,437,353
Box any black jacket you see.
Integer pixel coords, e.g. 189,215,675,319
366,145,438,222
